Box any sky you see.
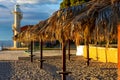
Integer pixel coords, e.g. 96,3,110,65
0,0,62,41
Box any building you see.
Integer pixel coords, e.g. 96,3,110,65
12,4,23,48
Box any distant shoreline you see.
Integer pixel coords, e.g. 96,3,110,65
0,40,13,48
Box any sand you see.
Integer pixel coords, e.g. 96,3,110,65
0,50,76,60
0,50,118,80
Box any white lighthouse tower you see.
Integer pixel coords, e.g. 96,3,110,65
12,4,23,48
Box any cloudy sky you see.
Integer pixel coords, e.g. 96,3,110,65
0,0,62,41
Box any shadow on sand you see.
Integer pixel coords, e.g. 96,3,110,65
43,63,74,80
0,61,13,80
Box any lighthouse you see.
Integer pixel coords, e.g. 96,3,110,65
12,4,23,48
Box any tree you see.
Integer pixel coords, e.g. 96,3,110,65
60,0,91,9
60,0,71,8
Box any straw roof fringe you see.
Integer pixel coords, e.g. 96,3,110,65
14,0,120,45
13,25,33,42
71,0,120,45
14,1,95,43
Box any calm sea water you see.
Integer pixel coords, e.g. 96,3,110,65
0,40,13,47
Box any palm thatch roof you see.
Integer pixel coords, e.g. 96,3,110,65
14,0,120,45
37,1,95,43
28,20,48,41
13,25,33,42
71,0,120,45
13,20,48,42
14,1,94,43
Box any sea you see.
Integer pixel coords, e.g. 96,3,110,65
0,40,13,48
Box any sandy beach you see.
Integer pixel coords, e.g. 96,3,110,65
0,50,117,80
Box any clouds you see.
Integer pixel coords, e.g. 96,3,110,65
0,0,62,21
23,11,49,20
9,0,59,5
17,0,57,4
0,0,62,40
0,4,8,9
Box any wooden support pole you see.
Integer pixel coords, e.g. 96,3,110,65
86,40,90,66
30,41,33,62
40,40,43,69
118,23,120,80
68,39,70,61
57,41,71,80
57,42,71,80
85,26,90,66
62,42,66,80
95,27,99,61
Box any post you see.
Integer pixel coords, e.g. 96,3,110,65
118,23,120,80
30,41,33,62
62,42,66,80
68,39,70,60
86,40,90,66
84,26,90,66
96,26,99,61
40,40,43,69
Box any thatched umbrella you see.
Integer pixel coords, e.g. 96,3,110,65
24,25,35,63
21,20,48,65
31,20,48,68
38,0,95,42
71,0,119,65
57,1,97,62
89,0,120,78
87,0,120,65
33,1,96,79
13,25,35,62
72,13,94,65
14,19,48,65
71,0,120,79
